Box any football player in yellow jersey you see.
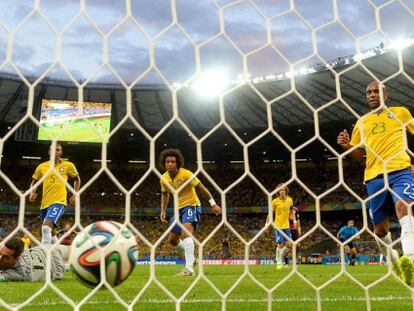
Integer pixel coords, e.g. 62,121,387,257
159,149,221,276
270,184,293,270
28,143,80,245
337,81,414,285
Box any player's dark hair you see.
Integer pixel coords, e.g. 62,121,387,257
49,141,62,150
367,80,387,93
5,237,25,258
159,148,184,169
53,141,62,147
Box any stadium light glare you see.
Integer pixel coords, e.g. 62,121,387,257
388,38,414,51
191,69,229,97
353,54,361,62
22,156,41,160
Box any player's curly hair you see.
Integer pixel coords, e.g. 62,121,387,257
276,183,289,195
159,148,184,169
5,237,24,257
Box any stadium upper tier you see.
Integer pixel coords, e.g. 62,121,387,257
0,44,413,133
0,44,413,164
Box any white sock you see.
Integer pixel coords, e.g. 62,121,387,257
175,239,185,255
276,248,282,264
183,237,195,272
375,232,399,264
281,246,289,259
42,226,52,244
399,215,414,261
51,236,59,244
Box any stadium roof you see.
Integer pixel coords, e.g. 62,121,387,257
0,44,413,163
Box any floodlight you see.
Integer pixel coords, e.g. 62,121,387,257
191,69,229,97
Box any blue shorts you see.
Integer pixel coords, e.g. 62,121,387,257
366,168,414,225
274,229,292,244
340,237,356,249
170,205,201,233
40,204,65,225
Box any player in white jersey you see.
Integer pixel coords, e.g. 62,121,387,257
0,237,69,282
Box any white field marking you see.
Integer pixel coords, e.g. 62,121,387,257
302,273,386,276
10,295,411,306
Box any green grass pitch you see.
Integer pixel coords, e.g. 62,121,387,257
0,265,412,310
38,117,111,143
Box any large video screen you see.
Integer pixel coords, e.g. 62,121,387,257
38,99,111,143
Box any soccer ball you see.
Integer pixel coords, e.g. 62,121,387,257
69,221,138,287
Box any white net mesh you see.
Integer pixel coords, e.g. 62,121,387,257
0,0,414,310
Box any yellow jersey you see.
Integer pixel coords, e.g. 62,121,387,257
349,107,414,181
21,236,31,249
272,196,293,230
32,161,79,209
160,168,201,209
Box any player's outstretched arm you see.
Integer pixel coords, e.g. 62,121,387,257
196,183,221,215
160,191,170,223
337,129,365,162
28,179,38,202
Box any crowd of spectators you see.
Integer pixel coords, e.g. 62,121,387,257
0,211,401,260
0,160,399,260
0,161,367,209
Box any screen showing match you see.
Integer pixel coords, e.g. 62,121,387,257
38,99,111,143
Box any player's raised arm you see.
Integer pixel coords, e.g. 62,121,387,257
337,129,365,162
160,191,170,223
196,182,221,215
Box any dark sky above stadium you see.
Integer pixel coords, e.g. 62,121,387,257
0,0,413,85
